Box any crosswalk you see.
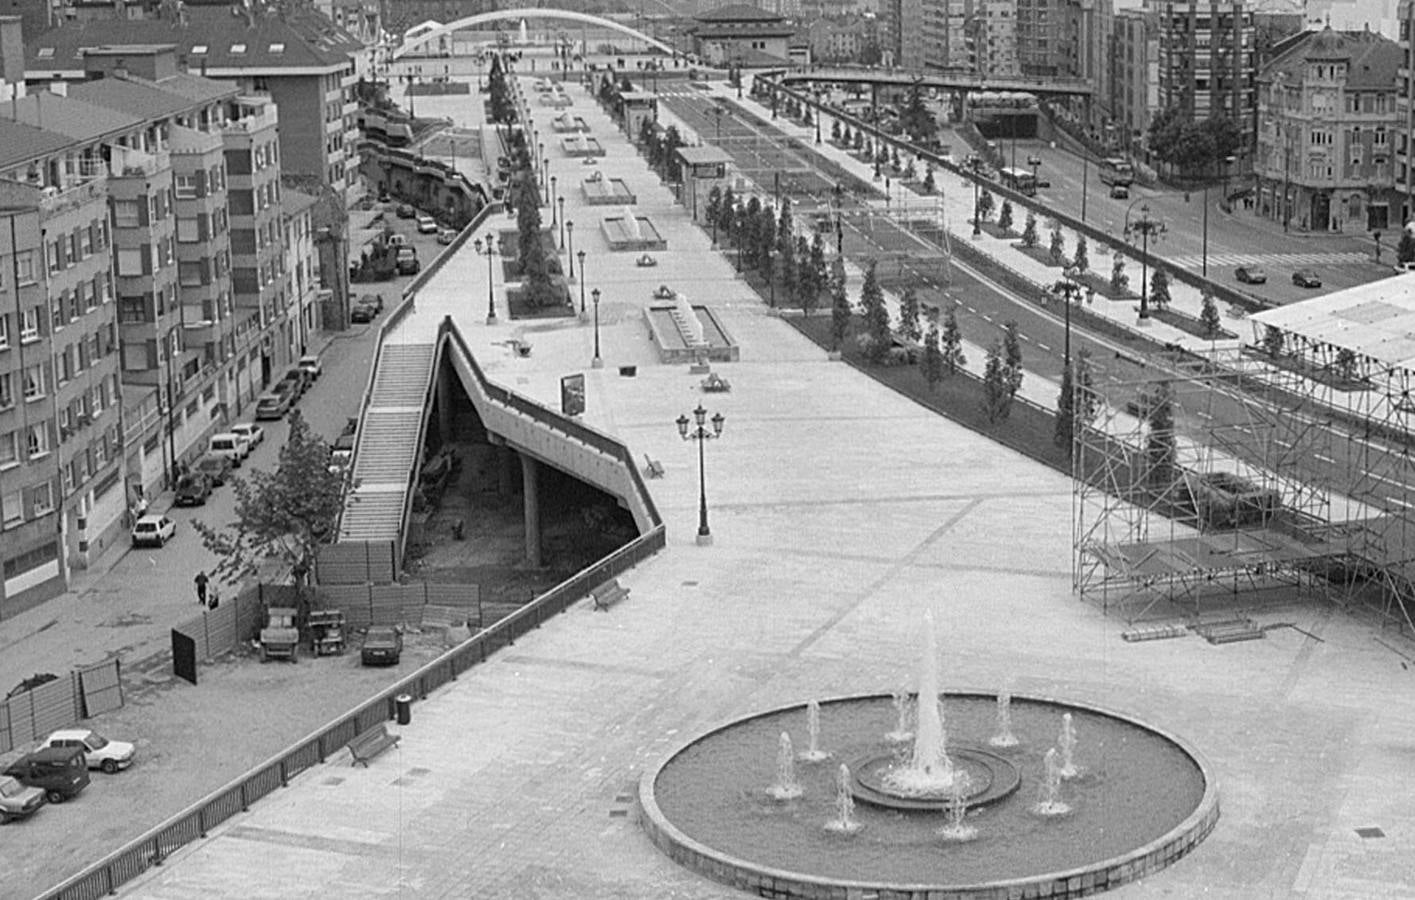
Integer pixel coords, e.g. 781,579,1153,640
1165,250,1370,269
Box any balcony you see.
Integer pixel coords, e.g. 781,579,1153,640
171,126,224,157
110,146,170,179
39,175,108,217
224,98,279,135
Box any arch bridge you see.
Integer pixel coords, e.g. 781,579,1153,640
393,8,677,61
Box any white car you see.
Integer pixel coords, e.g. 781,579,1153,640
208,431,250,465
39,729,135,774
229,422,264,449
416,214,438,234
297,354,323,380
131,514,175,548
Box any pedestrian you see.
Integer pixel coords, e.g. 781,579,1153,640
194,571,209,606
208,585,220,611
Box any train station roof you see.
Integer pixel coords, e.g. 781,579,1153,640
1250,275,1415,369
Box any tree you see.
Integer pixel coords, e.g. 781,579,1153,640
1021,211,1039,248
756,205,778,274
1150,269,1171,311
717,186,736,242
891,146,901,170
663,126,684,182
842,125,853,145
923,167,936,195
921,321,944,391
977,188,995,223
941,306,965,375
487,54,515,125
1262,324,1284,358
1056,350,1099,455
998,200,1013,233
830,256,850,350
1002,320,1023,396
900,287,921,342
809,233,828,312
515,175,543,272
193,412,346,597
831,119,842,142
1072,235,1089,274
853,130,864,151
860,260,891,363
904,158,917,182
1146,381,1177,489
1055,361,1077,452
1200,291,1222,338
794,234,816,314
1047,223,1065,265
1398,230,1415,264
779,234,798,307
899,83,935,144
983,340,1013,423
1110,255,1129,294
1334,348,1359,382
705,185,722,234
1146,110,1242,176
741,196,763,268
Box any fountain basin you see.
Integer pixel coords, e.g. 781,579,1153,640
582,177,638,206
601,215,666,252
851,744,1020,812
561,135,605,158
641,691,1218,900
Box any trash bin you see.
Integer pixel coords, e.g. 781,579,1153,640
395,694,412,726
619,365,637,377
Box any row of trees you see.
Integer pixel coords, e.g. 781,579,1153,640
705,189,834,315
640,117,684,184
487,54,516,125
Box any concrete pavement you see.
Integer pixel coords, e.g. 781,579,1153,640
110,76,1415,900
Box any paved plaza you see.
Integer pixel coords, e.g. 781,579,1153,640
111,77,1415,900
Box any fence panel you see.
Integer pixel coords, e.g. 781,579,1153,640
78,660,123,718
316,542,396,584
0,701,10,755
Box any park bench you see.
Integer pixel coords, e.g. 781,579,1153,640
348,723,401,767
591,579,630,612
643,455,665,479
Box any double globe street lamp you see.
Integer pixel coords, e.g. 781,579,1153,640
676,404,725,546
473,234,498,324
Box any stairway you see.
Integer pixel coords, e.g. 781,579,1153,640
339,342,436,542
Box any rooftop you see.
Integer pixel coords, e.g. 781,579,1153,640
1261,27,1402,90
69,74,234,121
0,91,143,143
1251,274,1415,369
0,117,74,172
695,3,787,23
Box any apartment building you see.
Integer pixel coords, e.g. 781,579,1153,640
1113,8,1160,157
1255,28,1401,233
1150,0,1257,152
0,115,122,614
282,188,320,363
1398,0,1415,224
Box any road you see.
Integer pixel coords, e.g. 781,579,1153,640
657,89,1415,520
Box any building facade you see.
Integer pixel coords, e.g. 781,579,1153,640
1151,0,1257,153
1113,8,1160,157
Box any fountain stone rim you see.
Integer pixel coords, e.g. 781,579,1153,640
849,743,1021,813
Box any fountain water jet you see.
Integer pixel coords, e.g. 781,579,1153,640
822,764,862,835
884,690,913,744
1032,748,1071,817
990,689,1019,748
799,700,831,763
879,611,967,797
1058,713,1080,779
937,775,979,842
767,732,804,801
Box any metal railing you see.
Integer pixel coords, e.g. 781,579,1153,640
36,522,665,900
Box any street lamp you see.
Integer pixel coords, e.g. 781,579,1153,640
543,157,550,203
577,250,586,312
1053,265,1084,367
1028,154,1042,186
591,288,603,368
814,90,822,145
972,177,981,237
1123,203,1165,320
676,403,725,546
566,220,574,278
551,176,559,231
474,234,498,324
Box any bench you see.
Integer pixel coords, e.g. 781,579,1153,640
643,455,665,479
591,579,630,612
348,723,401,767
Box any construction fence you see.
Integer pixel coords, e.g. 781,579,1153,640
0,659,123,755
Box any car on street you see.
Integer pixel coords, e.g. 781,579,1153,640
385,232,408,248
437,227,456,244
361,625,403,666
276,368,310,400
1108,184,1129,199
194,454,233,486
1234,265,1267,284
255,391,292,420
0,775,47,823
330,432,355,470
38,729,136,774
173,472,213,507
360,293,385,315
208,432,249,466
3,746,90,804
416,214,438,234
1292,269,1322,288
395,203,416,219
230,422,264,449
297,354,323,381
350,301,375,323
130,514,175,547
395,246,420,275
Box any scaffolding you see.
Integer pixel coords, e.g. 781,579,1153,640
1072,340,1415,636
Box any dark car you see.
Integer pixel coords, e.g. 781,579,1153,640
277,368,310,400
1235,265,1267,284
350,300,376,323
255,391,292,420
4,746,90,804
0,775,47,823
173,472,213,506
1292,269,1322,288
395,203,416,219
360,293,385,314
361,625,403,666
193,454,232,487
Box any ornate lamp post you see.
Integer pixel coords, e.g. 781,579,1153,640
591,288,603,368
473,234,498,324
814,89,822,145
577,250,586,312
972,177,981,237
1028,154,1042,186
676,404,725,546
557,195,565,247
566,221,575,279
1052,265,1084,366
550,175,559,229
1123,203,1165,320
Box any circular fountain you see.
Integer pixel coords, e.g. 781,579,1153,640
640,617,1219,900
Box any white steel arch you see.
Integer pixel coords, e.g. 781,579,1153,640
392,8,676,61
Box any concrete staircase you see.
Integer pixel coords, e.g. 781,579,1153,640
339,342,436,542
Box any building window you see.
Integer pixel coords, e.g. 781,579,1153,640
2,490,20,528
20,308,39,342
22,364,44,400
0,432,15,468
26,424,49,459
29,479,53,513
175,174,198,199
114,199,141,227
116,248,144,276
0,372,11,409
177,217,200,243
231,43,246,54
0,314,8,349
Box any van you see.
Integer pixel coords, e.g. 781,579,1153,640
208,432,248,466
3,746,90,804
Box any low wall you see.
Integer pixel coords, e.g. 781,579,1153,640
644,306,740,363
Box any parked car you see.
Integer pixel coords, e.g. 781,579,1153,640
1108,184,1129,200
1235,265,1267,284
437,227,457,245
229,422,264,449
0,775,47,823
416,214,438,234
361,625,403,666
3,746,90,804
385,232,408,248
173,472,213,507
360,293,385,315
330,432,355,470
280,368,312,400
351,301,375,323
395,203,416,219
130,514,175,547
193,454,233,487
297,354,323,381
395,246,421,275
1292,269,1322,288
208,432,249,466
38,729,135,774
255,391,292,420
